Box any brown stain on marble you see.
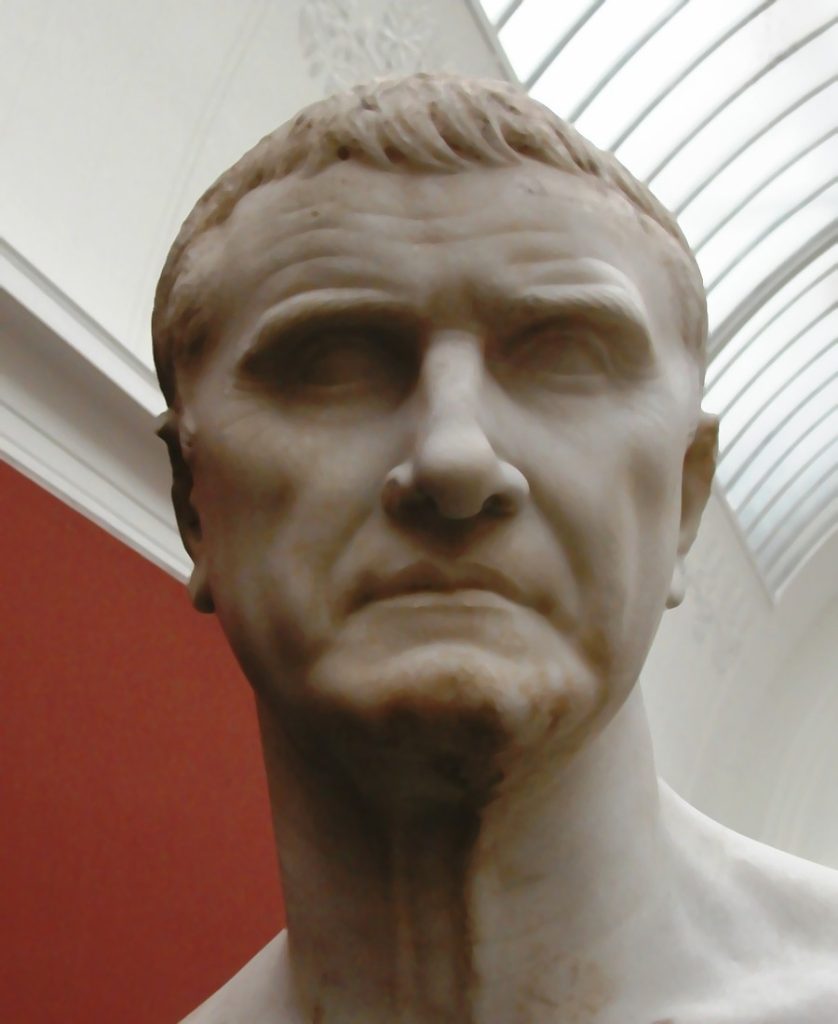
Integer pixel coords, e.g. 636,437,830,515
517,948,616,1024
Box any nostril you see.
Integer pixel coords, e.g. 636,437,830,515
481,494,511,517
382,469,436,518
382,475,401,513
382,439,529,523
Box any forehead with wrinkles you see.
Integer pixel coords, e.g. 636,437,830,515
160,165,704,425
151,74,707,412
188,161,683,367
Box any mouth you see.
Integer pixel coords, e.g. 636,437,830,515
355,561,531,611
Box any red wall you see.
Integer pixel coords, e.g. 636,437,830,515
0,462,284,1023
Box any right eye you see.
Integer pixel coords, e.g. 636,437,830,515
494,318,615,391
243,323,418,409
292,330,392,390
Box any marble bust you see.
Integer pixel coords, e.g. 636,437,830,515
152,74,838,1023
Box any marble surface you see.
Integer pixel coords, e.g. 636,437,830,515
151,75,838,1022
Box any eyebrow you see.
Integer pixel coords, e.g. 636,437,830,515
238,288,420,364
237,275,654,371
480,279,653,343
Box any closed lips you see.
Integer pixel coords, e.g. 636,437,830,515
357,561,529,609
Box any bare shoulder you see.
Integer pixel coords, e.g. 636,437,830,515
179,933,296,1024
661,783,838,1021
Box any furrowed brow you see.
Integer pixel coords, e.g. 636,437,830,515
238,289,420,364
486,283,653,342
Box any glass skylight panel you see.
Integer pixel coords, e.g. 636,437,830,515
646,23,838,207
706,251,838,383
698,140,838,288
739,427,838,532
719,313,837,440
756,476,834,568
528,0,680,120
717,348,831,468
672,81,835,235
719,349,836,468
606,3,833,181
728,407,838,511
568,0,755,154
705,271,838,412
675,78,838,230
498,0,593,84
718,370,837,486
707,188,838,328
677,84,838,242
704,317,835,438
707,183,838,302
752,450,837,555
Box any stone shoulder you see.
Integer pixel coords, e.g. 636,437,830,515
661,783,838,1017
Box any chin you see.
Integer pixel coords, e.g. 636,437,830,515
296,637,607,807
305,626,606,755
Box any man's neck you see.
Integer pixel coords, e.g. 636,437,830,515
257,690,690,1024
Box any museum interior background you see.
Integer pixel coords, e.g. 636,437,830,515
1,1,836,1021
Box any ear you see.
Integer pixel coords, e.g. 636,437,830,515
155,411,215,613
667,411,719,609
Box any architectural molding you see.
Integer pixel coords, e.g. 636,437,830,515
299,0,440,93
1,242,189,581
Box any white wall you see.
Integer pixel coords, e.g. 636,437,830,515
642,491,770,807
1,0,504,373
757,599,838,865
643,491,838,866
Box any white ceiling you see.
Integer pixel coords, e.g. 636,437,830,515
0,0,504,372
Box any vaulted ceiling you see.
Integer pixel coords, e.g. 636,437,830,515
477,0,838,597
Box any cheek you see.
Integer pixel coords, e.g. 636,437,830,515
192,436,293,562
194,400,371,537
193,412,393,632
627,433,683,530
579,431,683,687
532,401,683,613
619,425,685,618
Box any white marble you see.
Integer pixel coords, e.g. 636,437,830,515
151,75,838,1023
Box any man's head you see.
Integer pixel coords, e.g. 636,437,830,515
153,74,707,409
152,74,717,777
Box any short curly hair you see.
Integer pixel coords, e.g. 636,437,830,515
152,72,707,410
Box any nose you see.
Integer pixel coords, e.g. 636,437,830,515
382,333,529,521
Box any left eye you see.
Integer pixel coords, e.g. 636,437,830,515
276,327,418,407
501,323,612,380
294,331,383,388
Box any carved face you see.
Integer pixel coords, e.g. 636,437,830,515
176,160,714,755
